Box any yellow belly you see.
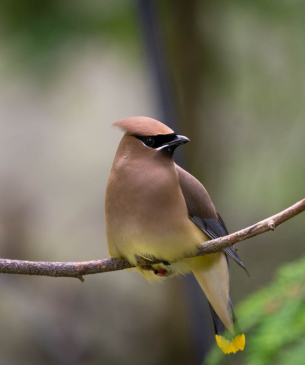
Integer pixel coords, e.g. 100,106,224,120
107,219,211,283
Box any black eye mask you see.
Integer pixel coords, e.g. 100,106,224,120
134,133,178,149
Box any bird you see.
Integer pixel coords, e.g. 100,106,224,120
105,116,246,354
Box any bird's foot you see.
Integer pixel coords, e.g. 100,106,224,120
154,268,167,277
139,265,168,277
136,254,171,266
140,265,156,272
135,255,171,276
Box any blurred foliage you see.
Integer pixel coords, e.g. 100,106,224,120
205,257,305,365
0,0,139,74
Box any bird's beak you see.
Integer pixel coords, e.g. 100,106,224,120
168,135,190,147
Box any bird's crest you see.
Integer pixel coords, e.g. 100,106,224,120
113,116,173,136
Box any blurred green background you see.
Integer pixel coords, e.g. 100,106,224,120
0,1,304,364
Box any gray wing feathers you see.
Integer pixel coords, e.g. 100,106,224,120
176,164,248,275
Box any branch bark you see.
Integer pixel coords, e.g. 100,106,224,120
0,199,304,281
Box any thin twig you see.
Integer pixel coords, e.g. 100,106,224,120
0,199,304,281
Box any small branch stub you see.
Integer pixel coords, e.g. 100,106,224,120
0,199,303,279
268,221,276,231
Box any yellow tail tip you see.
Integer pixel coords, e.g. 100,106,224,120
215,334,246,354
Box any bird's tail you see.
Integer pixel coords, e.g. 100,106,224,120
209,300,245,354
192,254,245,354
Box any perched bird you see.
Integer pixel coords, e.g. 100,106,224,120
105,116,246,354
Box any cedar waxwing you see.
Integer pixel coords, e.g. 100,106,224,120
105,116,246,354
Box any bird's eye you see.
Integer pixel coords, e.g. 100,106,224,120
144,137,154,147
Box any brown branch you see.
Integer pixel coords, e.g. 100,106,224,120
195,198,305,255
0,199,304,281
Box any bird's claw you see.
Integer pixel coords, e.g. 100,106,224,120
154,268,167,277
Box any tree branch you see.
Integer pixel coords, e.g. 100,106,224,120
0,199,304,281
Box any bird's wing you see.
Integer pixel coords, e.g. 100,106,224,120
175,164,248,275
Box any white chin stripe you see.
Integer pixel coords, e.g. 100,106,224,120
156,144,170,150
141,141,170,150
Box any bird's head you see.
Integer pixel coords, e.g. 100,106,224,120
113,116,190,155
